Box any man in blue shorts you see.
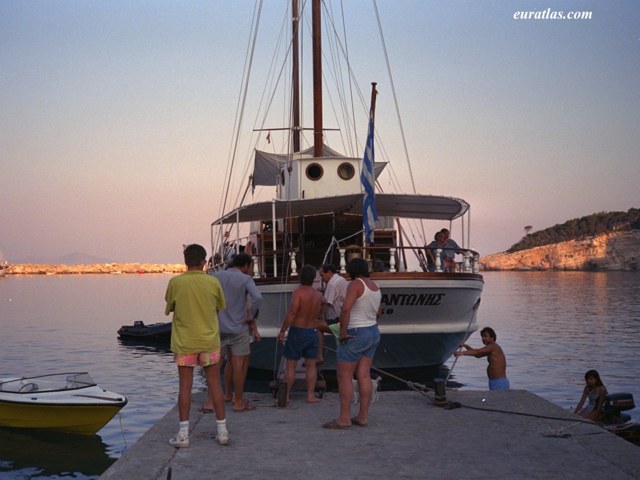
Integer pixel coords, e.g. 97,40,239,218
454,327,510,391
278,265,324,405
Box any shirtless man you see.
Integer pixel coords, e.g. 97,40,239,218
278,264,324,404
454,327,509,390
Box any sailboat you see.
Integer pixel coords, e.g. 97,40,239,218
209,1,483,379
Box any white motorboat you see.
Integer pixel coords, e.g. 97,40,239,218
0,372,127,435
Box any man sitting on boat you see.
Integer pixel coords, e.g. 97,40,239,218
425,231,447,272
440,228,461,272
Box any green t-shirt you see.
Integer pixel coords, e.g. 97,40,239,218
165,270,226,354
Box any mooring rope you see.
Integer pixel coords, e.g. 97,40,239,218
444,297,481,385
319,341,617,438
320,343,434,400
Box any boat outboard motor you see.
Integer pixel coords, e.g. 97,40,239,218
601,393,635,424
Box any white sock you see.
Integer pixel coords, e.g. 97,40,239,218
179,421,189,437
216,419,228,434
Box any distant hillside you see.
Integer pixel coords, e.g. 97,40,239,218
507,208,640,253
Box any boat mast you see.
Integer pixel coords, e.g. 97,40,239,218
312,0,323,158
292,0,301,153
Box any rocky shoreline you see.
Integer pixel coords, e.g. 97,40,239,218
480,230,640,271
5,263,185,275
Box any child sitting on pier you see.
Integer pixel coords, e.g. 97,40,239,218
574,369,607,421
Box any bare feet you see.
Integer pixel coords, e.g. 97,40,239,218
351,416,368,426
233,400,256,412
306,396,321,404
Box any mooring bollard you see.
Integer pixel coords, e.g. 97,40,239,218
434,378,447,406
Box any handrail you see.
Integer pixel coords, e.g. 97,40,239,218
230,243,480,279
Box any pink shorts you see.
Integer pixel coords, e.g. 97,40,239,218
174,350,221,367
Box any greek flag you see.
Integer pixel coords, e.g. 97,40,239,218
361,108,378,244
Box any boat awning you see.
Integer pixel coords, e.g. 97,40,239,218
211,193,469,226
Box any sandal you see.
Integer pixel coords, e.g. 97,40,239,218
322,420,350,429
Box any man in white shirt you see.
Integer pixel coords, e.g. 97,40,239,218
317,264,348,363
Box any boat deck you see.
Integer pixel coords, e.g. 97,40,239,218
100,389,640,479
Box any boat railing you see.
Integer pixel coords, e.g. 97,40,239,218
336,245,480,274
242,243,479,280
213,247,300,280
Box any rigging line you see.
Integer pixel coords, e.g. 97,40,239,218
321,4,402,170
233,5,291,209
298,0,353,155
445,298,480,385
374,180,423,251
252,6,297,150
324,0,356,156
317,4,371,137
372,0,427,242
220,0,264,220
372,0,414,194
339,0,359,158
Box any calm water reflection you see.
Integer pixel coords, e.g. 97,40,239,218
0,272,638,478
1,275,180,480
447,272,640,414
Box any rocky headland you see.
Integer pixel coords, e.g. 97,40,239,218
480,230,640,271
5,263,185,275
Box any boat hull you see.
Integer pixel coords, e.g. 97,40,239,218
0,373,128,435
250,272,483,376
0,401,127,435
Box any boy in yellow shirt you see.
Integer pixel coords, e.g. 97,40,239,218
165,244,229,447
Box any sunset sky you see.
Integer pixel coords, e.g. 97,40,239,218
1,0,638,263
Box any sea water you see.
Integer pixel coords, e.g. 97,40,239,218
0,272,638,478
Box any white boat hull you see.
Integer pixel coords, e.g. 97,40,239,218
249,272,483,375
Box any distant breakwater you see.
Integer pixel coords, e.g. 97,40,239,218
5,263,185,275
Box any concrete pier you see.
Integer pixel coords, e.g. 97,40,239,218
100,389,640,479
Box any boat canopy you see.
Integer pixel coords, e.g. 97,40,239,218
252,145,387,187
211,193,469,226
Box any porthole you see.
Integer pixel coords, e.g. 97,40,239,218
337,162,355,180
305,163,324,181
